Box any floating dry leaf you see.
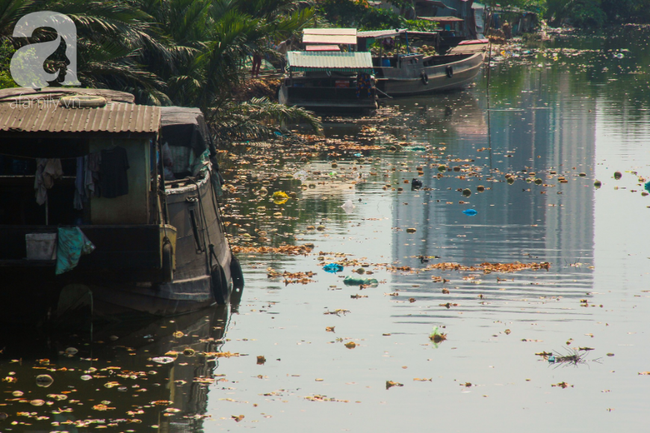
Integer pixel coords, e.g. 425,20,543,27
232,244,313,255
324,309,350,316
386,381,403,389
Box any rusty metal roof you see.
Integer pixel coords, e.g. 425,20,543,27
287,51,373,73
0,93,161,135
357,29,406,39
418,16,465,22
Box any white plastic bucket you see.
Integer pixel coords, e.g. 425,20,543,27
25,233,57,260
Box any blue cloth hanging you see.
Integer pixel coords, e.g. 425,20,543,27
55,227,95,275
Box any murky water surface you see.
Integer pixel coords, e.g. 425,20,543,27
3,30,650,432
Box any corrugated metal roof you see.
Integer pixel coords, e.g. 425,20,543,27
287,51,373,73
0,87,136,103
303,28,357,45
0,100,161,134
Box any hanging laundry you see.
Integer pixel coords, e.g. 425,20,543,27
55,227,95,275
100,146,129,198
86,152,101,197
74,157,86,210
34,158,63,205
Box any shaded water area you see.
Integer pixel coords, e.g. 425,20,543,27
3,28,650,432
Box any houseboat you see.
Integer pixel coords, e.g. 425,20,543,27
279,50,378,112
0,87,243,323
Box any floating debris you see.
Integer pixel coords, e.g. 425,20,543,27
429,326,447,344
386,381,403,389
35,374,53,388
232,244,314,255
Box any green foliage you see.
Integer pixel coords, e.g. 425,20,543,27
319,0,403,30
546,0,650,26
209,97,322,144
0,39,16,89
404,19,437,32
0,0,321,136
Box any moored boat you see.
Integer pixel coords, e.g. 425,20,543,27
0,88,243,323
279,50,378,112
357,29,485,98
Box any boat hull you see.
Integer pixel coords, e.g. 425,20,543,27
279,78,378,112
374,53,484,98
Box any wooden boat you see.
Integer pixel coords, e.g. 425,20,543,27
372,51,484,97
0,88,244,323
358,30,485,98
279,51,378,112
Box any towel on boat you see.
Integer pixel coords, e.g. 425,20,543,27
55,227,95,275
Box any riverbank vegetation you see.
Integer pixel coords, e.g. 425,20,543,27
0,0,322,138
483,0,650,27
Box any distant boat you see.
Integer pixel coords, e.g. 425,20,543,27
279,50,378,112
358,29,485,98
0,88,244,323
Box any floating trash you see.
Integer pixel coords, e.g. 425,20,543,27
35,374,53,388
293,170,308,181
463,209,478,216
152,356,175,365
30,399,45,406
80,375,93,381
343,276,379,286
272,191,289,205
323,263,344,273
64,347,78,357
341,199,355,214
429,326,447,344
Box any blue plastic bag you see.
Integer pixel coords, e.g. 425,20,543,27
323,263,344,273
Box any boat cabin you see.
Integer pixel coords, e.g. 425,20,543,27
0,88,238,321
279,51,378,111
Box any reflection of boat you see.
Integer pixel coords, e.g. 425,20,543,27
0,88,244,323
279,51,378,112
0,305,230,432
357,30,484,98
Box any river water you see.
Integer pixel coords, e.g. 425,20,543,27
3,29,650,432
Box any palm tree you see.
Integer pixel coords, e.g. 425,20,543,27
0,0,322,135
